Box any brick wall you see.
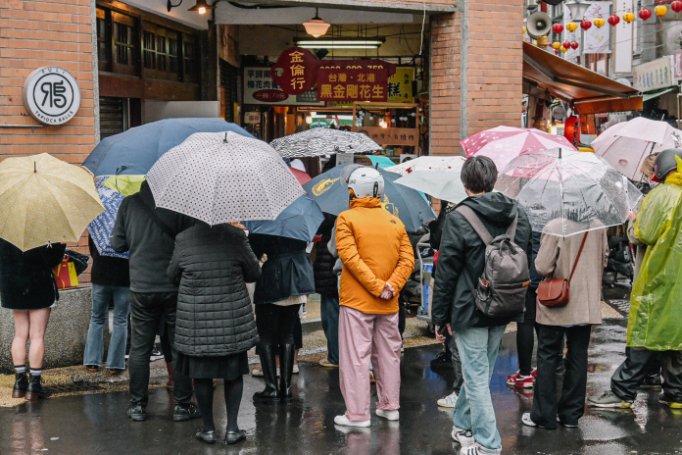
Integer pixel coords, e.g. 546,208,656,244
429,0,524,155
0,0,98,280
0,0,97,163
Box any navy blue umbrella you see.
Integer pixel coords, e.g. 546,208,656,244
245,196,324,242
84,118,253,176
304,164,435,233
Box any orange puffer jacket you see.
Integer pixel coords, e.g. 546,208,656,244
336,197,415,315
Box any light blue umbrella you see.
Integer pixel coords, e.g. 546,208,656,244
87,178,127,258
245,196,324,242
84,118,253,176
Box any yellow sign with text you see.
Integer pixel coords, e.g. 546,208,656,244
387,67,415,103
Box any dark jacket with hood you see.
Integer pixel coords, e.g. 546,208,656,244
168,223,260,356
0,240,66,310
111,181,194,294
313,214,339,297
431,192,532,330
250,234,315,304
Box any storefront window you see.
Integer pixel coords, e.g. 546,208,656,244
111,12,137,75
96,8,109,71
142,25,181,81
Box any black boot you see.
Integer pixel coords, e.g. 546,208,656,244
279,343,295,402
253,344,279,402
25,375,50,401
12,373,28,399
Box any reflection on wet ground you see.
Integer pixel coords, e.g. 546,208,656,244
2,319,682,455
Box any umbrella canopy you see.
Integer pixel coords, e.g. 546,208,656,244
271,128,381,159
88,179,128,258
290,167,312,185
303,164,435,232
495,148,642,236
592,117,682,181
84,118,253,176
245,196,324,242
386,155,465,175
461,126,576,172
0,154,103,251
147,132,304,225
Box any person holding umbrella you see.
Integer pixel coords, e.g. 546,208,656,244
589,149,682,409
0,240,66,400
168,221,260,445
333,167,415,428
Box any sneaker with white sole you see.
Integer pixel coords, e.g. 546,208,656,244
587,391,633,409
459,445,501,455
375,409,399,421
334,414,371,428
451,426,474,446
251,367,280,378
437,391,458,408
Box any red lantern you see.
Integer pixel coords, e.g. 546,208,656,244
554,48,560,55
608,14,620,26
552,23,564,34
580,19,592,30
562,40,571,49
564,116,581,147
639,8,652,20
571,41,579,50
672,0,682,13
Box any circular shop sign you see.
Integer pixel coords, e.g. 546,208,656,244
23,67,81,126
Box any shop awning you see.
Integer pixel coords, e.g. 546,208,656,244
642,87,676,102
523,42,643,115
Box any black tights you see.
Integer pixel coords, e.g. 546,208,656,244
194,377,244,433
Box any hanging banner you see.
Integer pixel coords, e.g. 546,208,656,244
387,67,415,103
583,2,611,54
316,60,396,102
633,56,675,92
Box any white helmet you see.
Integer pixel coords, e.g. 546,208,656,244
347,167,384,198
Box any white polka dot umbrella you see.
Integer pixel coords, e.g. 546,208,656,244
147,132,304,225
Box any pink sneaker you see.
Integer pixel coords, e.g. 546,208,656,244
506,370,535,389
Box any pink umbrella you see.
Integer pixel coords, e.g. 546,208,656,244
289,166,312,185
461,126,576,172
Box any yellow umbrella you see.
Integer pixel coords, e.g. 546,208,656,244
101,174,145,196
0,153,104,251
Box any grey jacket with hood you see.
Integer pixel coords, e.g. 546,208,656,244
431,192,532,331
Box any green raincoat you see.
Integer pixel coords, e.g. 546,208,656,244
627,166,682,351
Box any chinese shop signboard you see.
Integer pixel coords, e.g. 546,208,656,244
270,47,318,95
387,67,414,103
243,67,322,106
316,60,396,102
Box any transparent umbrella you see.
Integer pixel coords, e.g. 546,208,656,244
495,148,643,236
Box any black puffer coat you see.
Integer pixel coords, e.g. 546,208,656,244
168,223,260,357
250,234,315,305
0,240,66,310
313,215,338,297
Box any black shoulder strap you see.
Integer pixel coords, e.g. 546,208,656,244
456,206,494,245
133,197,176,239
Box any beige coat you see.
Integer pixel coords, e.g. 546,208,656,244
535,222,609,326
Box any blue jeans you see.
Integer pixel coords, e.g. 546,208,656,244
83,284,131,370
453,324,506,452
320,294,339,364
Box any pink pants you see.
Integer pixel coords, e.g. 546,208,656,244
339,306,402,421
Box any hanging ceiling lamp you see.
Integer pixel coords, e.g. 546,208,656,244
189,0,213,15
303,8,331,38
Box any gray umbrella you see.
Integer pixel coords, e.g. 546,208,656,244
270,128,382,159
147,132,304,225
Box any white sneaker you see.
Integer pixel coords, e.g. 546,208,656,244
459,444,501,455
334,414,371,428
451,426,474,446
437,391,458,408
375,409,399,421
251,367,280,377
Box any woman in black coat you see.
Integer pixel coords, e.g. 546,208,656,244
249,233,315,403
0,239,66,400
168,222,260,446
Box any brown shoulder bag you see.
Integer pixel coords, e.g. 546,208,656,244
537,232,588,308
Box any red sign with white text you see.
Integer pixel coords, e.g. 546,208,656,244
270,47,319,95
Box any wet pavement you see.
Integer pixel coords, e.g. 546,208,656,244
2,319,682,455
